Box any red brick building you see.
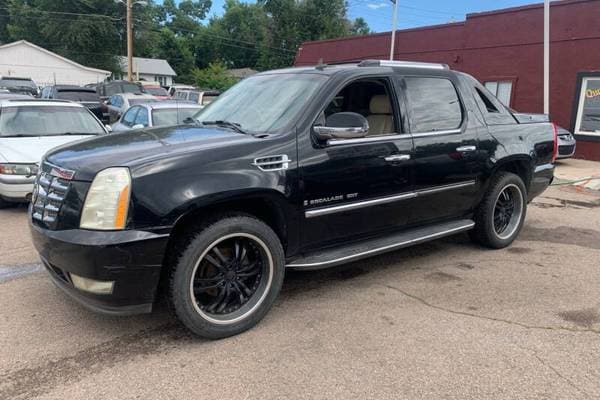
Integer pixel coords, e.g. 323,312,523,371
295,0,600,161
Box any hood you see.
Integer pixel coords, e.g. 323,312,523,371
0,135,93,164
45,125,257,181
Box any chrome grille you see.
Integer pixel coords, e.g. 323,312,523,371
32,171,70,228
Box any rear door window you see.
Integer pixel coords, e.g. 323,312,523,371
404,77,463,133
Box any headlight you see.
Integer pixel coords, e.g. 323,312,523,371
0,163,39,176
80,167,131,230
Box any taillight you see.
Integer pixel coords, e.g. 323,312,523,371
551,123,558,163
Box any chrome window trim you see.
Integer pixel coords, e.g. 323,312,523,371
286,221,475,268
326,129,462,146
304,180,476,218
327,133,409,146
410,129,462,138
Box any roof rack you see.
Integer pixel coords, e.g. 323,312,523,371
357,60,449,70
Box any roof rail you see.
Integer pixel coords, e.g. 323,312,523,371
357,60,449,70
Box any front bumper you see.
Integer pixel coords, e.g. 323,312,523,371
0,174,35,202
30,221,170,315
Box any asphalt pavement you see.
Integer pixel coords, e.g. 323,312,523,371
1,159,599,400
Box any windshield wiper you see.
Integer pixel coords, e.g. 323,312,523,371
201,120,247,135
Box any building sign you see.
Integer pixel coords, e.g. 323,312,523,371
575,77,600,136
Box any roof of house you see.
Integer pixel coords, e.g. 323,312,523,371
119,56,177,77
0,40,111,75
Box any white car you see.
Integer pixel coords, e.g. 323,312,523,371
0,99,108,207
111,101,203,132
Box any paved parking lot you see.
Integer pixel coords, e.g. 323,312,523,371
1,159,600,400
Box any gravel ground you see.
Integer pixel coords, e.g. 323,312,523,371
1,160,599,400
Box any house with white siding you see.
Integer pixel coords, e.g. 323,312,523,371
116,56,177,86
0,40,110,86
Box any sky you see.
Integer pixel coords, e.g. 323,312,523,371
203,0,541,33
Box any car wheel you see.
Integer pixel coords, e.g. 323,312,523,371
471,172,527,249
168,215,285,339
0,197,11,209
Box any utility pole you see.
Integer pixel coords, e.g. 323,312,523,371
126,0,133,81
543,0,550,114
389,0,399,60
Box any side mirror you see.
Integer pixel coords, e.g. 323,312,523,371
132,124,145,130
105,125,112,133
183,117,195,124
313,112,369,140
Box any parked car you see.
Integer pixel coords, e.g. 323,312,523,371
0,92,32,100
556,125,576,159
167,84,196,97
105,93,158,123
137,81,170,100
40,85,106,123
29,60,557,339
112,102,203,132
174,90,220,107
0,99,107,208
0,76,38,97
95,80,142,100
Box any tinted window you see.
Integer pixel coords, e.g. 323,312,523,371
143,86,168,96
56,90,99,102
405,77,462,133
122,107,138,125
0,106,104,136
0,78,36,89
134,107,149,126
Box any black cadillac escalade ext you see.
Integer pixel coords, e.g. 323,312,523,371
30,60,557,339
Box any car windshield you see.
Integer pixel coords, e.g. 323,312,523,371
193,73,327,133
105,83,141,96
0,106,105,137
0,78,36,89
152,108,201,126
201,95,219,106
57,90,99,102
144,87,168,96
130,98,159,106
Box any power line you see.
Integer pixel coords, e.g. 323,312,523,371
0,6,121,21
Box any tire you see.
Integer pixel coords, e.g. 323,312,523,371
0,197,11,209
168,215,285,339
471,172,527,249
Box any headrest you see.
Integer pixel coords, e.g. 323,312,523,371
369,95,391,114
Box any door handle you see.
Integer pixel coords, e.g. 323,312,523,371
384,154,411,162
456,146,477,152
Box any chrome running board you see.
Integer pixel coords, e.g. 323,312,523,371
286,219,474,270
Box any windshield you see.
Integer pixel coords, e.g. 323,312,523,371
0,106,105,137
193,73,326,133
153,108,201,126
144,87,169,96
0,78,36,89
105,83,141,96
201,95,219,106
57,90,99,102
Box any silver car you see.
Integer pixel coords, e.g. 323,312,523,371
105,93,158,124
111,101,203,132
556,126,576,159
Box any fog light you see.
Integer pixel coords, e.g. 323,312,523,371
70,274,114,295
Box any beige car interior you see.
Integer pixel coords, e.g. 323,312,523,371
366,95,394,136
324,78,396,137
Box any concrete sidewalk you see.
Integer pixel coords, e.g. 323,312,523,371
553,158,600,191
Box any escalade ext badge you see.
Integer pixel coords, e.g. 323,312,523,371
251,155,292,171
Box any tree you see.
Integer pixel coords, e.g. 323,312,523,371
192,61,237,91
351,17,370,36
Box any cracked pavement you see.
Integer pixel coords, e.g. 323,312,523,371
1,159,600,399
